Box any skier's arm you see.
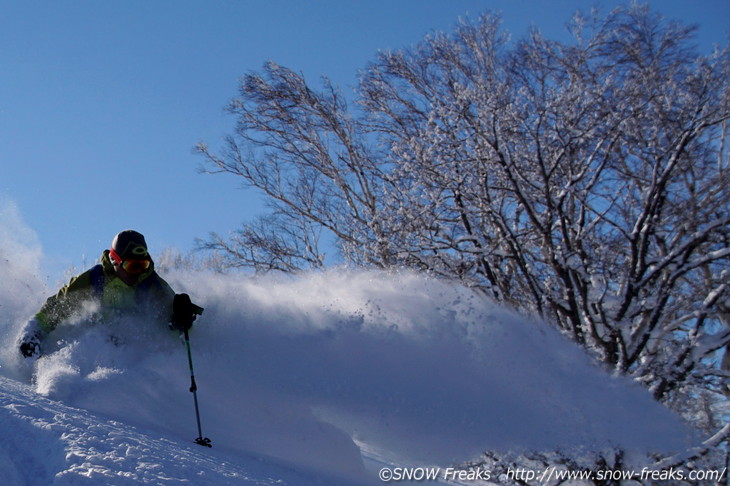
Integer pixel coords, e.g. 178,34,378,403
18,270,95,358
34,270,95,334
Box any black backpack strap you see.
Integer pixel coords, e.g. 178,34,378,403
90,264,105,297
136,272,163,293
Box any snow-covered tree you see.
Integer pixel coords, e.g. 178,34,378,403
197,4,730,476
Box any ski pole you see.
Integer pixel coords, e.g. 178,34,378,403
184,327,212,448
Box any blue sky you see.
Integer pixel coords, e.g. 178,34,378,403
2,0,728,284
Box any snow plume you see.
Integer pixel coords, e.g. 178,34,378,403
162,270,692,465
0,214,694,483
0,198,47,381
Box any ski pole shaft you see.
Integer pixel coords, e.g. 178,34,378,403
184,328,212,447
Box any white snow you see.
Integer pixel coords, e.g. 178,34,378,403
0,209,696,485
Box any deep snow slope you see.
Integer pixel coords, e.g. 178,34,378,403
0,376,340,486
0,209,695,484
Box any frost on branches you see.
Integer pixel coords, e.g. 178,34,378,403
196,4,729,481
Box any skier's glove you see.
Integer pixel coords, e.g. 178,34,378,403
170,293,203,332
19,330,43,358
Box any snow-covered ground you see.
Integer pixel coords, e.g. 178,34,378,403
0,210,695,485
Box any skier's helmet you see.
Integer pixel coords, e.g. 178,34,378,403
111,230,149,260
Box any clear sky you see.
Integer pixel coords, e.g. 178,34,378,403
2,0,728,284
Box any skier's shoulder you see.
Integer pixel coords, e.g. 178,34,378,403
153,272,175,298
61,251,117,294
60,267,96,294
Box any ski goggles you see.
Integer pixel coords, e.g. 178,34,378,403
109,248,152,274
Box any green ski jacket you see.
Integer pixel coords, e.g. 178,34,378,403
35,250,176,334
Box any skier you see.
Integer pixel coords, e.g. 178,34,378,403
18,230,201,358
